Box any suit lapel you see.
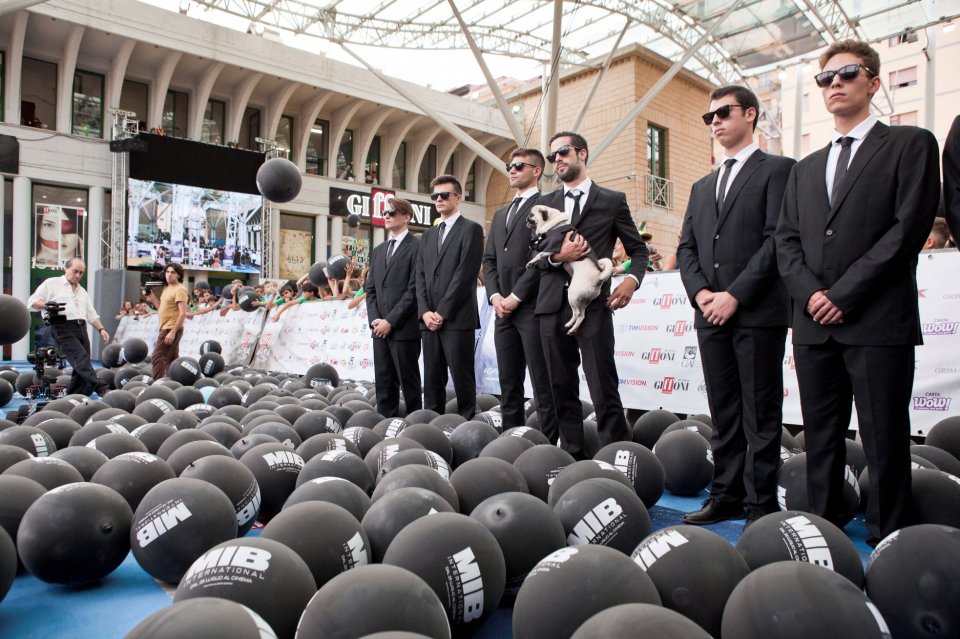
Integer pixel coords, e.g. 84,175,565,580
717,150,764,229
382,234,409,276
827,122,889,225
505,195,539,242
572,187,599,228
437,216,463,261
808,144,832,216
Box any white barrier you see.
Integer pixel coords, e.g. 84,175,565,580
113,251,960,435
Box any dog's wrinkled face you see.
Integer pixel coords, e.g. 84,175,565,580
526,205,569,233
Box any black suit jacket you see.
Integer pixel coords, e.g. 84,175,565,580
365,233,420,340
482,194,541,310
775,122,941,345
534,184,648,315
416,215,484,330
943,114,960,245
677,149,795,329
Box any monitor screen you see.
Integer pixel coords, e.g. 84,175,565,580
126,179,263,273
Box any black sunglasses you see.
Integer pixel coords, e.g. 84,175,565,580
546,145,581,164
382,209,398,217
429,191,459,201
701,104,750,125
505,161,538,172
814,63,876,88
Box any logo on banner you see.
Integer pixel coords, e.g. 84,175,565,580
666,320,689,337
697,381,708,397
625,324,659,332
912,393,952,411
653,294,687,309
642,348,676,364
921,320,958,336
681,346,698,368
655,377,690,394
783,354,797,370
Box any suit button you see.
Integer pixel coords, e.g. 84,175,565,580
504,247,509,252
825,229,834,236
714,234,720,240
713,263,719,269
434,274,439,279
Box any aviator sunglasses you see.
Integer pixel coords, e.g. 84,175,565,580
701,104,750,125
814,63,876,88
546,145,582,164
429,191,459,201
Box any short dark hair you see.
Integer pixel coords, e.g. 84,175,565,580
164,262,184,283
710,85,761,131
511,147,546,169
430,174,462,195
819,39,881,78
387,196,414,218
549,131,589,164
301,281,319,294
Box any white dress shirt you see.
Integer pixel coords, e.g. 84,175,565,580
825,115,878,197
28,275,100,323
437,212,461,248
715,143,759,201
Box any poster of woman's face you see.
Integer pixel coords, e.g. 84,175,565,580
34,204,85,269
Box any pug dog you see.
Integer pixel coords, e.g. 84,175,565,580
525,204,613,334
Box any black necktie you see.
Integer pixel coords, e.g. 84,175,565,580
566,190,583,224
437,222,446,252
716,158,737,211
386,239,396,264
831,136,855,205
505,197,522,228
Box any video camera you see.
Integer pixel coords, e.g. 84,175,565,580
43,301,67,325
23,344,67,401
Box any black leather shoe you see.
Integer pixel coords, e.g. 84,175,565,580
683,498,744,525
744,506,774,529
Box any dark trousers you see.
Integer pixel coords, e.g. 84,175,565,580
698,325,787,510
52,322,101,396
794,339,915,540
422,328,476,420
373,336,422,417
540,303,628,458
151,328,183,380
494,310,559,442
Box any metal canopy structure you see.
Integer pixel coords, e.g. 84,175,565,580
182,0,960,87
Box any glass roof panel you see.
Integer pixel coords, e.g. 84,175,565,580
150,0,959,87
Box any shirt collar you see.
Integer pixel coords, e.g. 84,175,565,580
723,143,759,165
832,115,878,144
389,229,409,242
439,211,461,227
516,186,539,201
563,177,592,197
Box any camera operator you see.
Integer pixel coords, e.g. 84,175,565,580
27,258,109,396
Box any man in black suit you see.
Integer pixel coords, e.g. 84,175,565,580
365,196,422,417
776,40,940,543
677,85,795,527
943,115,960,246
482,148,558,440
416,174,484,420
534,132,648,459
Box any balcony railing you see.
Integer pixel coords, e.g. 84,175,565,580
646,174,674,209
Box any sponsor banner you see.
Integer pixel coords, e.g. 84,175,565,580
114,251,960,436
329,187,436,230
114,307,266,367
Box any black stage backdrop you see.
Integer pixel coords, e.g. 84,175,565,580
129,134,264,194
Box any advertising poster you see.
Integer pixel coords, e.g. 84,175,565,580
279,228,313,281
33,204,86,269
